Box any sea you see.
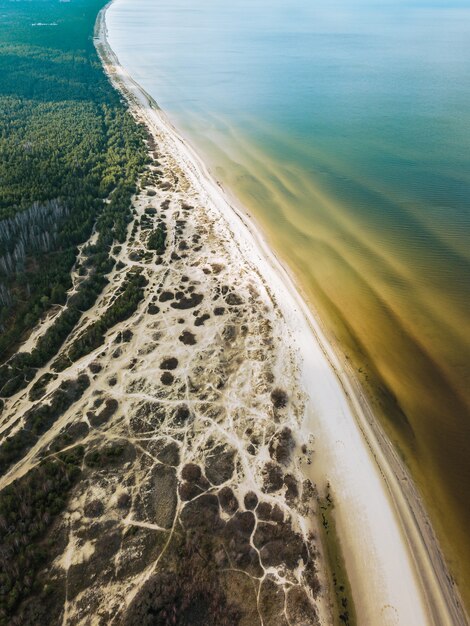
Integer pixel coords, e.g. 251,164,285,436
106,0,470,599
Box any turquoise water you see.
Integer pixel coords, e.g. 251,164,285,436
107,0,470,595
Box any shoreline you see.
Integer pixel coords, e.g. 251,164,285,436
97,4,468,625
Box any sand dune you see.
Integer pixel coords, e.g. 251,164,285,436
0,4,464,624
94,5,470,626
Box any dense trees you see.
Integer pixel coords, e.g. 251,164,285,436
147,223,167,254
0,375,90,476
0,0,147,362
56,270,148,368
0,1,149,622
0,450,84,624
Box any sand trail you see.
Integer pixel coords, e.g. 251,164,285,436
0,5,467,624
0,64,331,623
98,5,468,625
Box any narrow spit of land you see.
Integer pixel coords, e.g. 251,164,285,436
99,4,469,626
0,0,466,623
0,56,331,622
0,4,335,623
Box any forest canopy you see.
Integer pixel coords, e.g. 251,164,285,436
0,0,147,359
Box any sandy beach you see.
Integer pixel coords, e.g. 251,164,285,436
94,5,470,626
0,2,465,623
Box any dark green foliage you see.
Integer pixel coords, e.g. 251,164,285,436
147,223,167,254
29,372,57,402
63,271,148,366
0,2,150,623
84,443,125,468
0,430,37,477
0,263,110,398
0,451,84,624
0,0,148,361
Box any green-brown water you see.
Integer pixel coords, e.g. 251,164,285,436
107,0,470,602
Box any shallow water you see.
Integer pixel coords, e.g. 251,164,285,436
107,0,470,598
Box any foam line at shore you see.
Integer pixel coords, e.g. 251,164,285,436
98,4,469,624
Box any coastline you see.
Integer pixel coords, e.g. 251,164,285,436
97,4,468,625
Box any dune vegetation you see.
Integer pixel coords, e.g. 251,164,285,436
0,0,147,366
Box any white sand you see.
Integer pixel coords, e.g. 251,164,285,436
95,6,467,625
0,5,465,624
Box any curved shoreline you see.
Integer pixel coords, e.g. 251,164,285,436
97,4,468,625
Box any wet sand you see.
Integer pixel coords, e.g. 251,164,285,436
104,0,470,600
95,5,469,625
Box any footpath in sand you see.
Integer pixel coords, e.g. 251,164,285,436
0,17,336,623
0,92,330,623
0,3,467,624
100,3,470,625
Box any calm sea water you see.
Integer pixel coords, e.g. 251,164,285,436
107,0,470,595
